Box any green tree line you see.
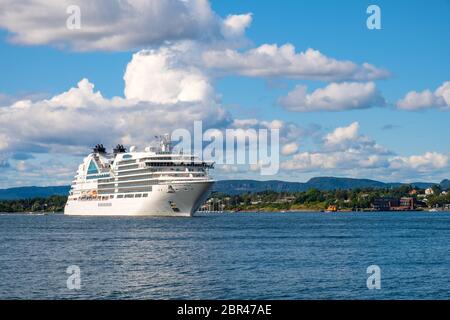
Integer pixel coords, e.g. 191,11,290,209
0,195,67,213
209,184,450,211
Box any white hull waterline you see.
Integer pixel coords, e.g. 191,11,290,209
64,136,215,217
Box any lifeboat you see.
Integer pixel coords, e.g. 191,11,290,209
325,205,338,212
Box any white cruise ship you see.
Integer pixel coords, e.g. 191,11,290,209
64,135,214,216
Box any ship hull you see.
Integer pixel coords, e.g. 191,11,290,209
64,181,214,217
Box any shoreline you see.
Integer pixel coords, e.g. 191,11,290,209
2,209,450,215
204,208,450,214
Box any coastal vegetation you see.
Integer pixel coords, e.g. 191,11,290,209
0,195,67,213
1,184,449,213
205,185,450,212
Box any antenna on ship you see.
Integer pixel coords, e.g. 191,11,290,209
157,134,172,153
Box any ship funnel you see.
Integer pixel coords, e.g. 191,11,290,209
113,144,127,154
93,144,106,154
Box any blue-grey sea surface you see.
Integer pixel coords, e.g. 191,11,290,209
0,212,449,299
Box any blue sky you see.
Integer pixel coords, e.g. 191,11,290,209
0,0,449,187
213,0,450,152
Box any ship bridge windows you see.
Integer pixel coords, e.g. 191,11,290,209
86,173,110,180
153,156,173,160
119,164,139,170
117,159,137,165
117,168,150,176
144,161,213,168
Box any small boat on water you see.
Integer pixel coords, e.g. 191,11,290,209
325,205,338,213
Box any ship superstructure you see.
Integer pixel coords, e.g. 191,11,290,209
64,136,214,216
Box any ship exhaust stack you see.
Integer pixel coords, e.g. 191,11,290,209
113,144,127,155
93,144,106,154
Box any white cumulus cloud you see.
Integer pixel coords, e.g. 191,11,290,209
397,81,450,110
124,48,214,104
0,78,230,156
221,13,253,38
278,82,385,112
0,0,245,51
280,122,449,181
324,122,360,146
390,152,448,170
202,44,389,81
281,142,299,156
282,151,355,170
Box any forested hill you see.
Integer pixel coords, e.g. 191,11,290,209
0,186,70,200
0,177,447,199
211,177,441,195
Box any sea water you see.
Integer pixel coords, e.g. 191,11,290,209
0,212,449,299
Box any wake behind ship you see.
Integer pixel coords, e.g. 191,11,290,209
64,136,214,216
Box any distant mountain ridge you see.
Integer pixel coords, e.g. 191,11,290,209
0,186,70,200
0,177,448,199
440,179,450,190
211,177,441,195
